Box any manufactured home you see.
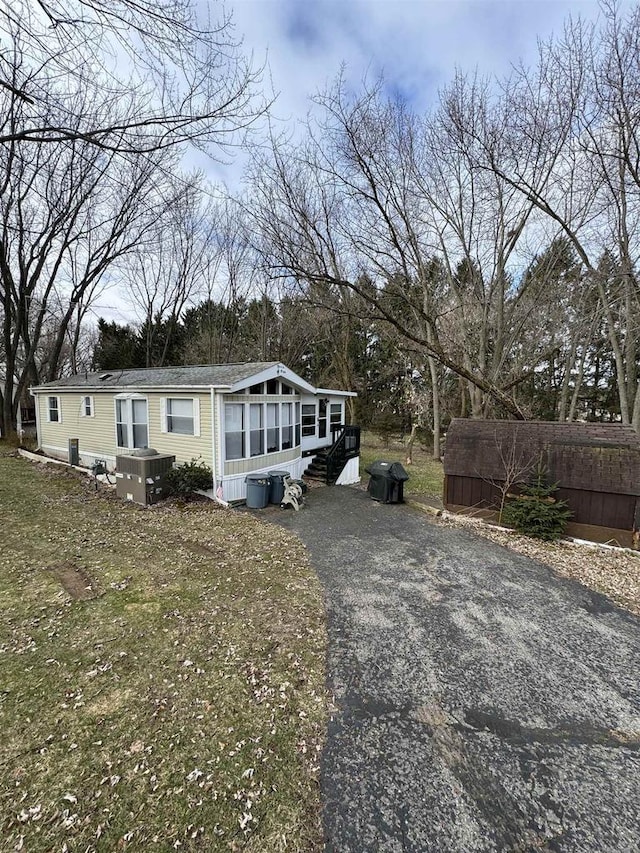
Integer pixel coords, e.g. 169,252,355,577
31,362,359,502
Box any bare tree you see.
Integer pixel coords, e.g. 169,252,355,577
0,52,175,436
463,2,640,428
0,1,265,154
480,428,540,523
122,176,219,366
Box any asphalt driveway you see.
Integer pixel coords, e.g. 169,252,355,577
270,486,640,853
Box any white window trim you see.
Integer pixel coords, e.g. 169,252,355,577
114,394,148,450
46,395,62,424
160,396,200,437
81,395,94,418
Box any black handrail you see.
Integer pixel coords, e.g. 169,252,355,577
326,425,360,483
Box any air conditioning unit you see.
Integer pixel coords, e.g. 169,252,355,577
115,449,176,505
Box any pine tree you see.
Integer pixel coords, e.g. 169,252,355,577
502,465,572,541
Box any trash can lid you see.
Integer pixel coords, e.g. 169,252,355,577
268,470,291,478
245,473,271,483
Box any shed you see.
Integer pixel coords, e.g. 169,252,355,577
443,419,640,548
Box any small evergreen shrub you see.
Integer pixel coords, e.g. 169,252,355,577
502,467,572,541
165,458,213,498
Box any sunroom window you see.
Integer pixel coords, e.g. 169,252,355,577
223,401,301,461
225,404,244,460
249,403,264,456
281,402,293,449
266,403,279,453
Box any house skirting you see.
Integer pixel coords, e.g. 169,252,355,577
40,443,115,470
220,458,307,503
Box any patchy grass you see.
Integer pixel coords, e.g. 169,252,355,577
359,431,444,499
0,447,328,852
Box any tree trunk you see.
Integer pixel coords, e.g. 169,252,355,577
428,355,441,458
405,423,417,465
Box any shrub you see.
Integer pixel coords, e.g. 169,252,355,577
165,458,213,498
501,467,572,541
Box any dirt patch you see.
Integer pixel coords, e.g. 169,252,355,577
46,561,99,600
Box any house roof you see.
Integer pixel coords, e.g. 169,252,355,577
30,362,356,397
31,362,278,391
444,419,640,496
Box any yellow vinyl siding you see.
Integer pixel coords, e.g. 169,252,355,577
146,392,211,465
38,391,213,468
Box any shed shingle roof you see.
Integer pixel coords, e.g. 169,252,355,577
444,419,640,496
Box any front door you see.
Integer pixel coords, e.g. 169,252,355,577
318,399,327,439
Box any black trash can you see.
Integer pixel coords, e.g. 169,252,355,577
365,460,409,503
268,470,291,504
245,473,271,508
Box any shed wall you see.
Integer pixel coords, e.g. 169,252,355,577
445,474,637,537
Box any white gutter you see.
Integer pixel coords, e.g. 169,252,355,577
315,388,358,397
216,391,225,498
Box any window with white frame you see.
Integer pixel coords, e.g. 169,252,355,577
249,403,264,456
163,398,199,435
225,404,244,460
116,397,148,449
302,404,315,437
330,403,342,431
47,396,61,423
81,395,94,417
266,403,279,453
281,402,293,449
223,400,302,461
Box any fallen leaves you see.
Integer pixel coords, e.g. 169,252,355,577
0,453,328,852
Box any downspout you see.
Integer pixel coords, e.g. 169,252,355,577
31,390,41,449
210,386,228,507
216,391,226,504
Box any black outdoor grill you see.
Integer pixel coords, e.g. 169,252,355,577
365,460,409,503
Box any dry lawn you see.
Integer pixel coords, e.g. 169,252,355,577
0,449,328,852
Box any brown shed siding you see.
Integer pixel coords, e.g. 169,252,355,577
446,475,498,509
443,419,640,545
556,488,635,531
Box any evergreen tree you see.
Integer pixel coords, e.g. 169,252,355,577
502,465,572,541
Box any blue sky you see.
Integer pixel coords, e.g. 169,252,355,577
228,0,608,120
